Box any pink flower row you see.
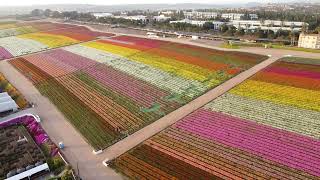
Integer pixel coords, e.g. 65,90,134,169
175,109,320,177
0,47,13,60
111,36,166,48
265,66,320,79
84,65,169,107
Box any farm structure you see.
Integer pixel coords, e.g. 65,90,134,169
0,115,65,179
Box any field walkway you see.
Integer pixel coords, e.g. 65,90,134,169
100,55,280,163
0,61,122,180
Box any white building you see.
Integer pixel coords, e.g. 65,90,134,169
221,13,244,20
91,12,113,18
170,19,207,26
159,11,174,16
114,15,148,22
249,14,258,20
170,19,224,29
153,15,171,22
211,21,226,30
230,20,308,32
183,11,219,19
298,33,320,49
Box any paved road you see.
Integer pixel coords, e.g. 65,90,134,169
0,61,122,180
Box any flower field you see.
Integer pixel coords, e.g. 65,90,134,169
0,21,74,39
0,22,113,60
110,57,320,179
9,35,267,150
0,26,38,38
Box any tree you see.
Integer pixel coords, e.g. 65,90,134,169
224,26,236,36
235,28,245,37
301,23,308,33
43,9,52,17
52,11,62,18
315,26,320,34
220,24,229,33
202,22,214,31
267,30,275,39
254,28,267,38
30,9,44,17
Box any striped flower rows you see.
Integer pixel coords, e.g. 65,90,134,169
63,45,207,99
110,57,320,179
9,34,266,150
0,22,114,60
0,26,38,38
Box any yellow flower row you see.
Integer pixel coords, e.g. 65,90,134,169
83,41,220,87
0,24,17,30
230,80,320,112
18,33,79,48
84,41,139,56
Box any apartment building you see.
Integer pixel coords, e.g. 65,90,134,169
170,19,207,26
114,15,148,22
230,20,308,32
298,33,320,49
92,12,113,18
170,19,224,29
183,11,219,19
221,13,244,20
153,15,171,22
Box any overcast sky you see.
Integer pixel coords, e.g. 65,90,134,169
0,0,274,6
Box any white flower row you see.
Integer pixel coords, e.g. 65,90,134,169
0,36,49,57
204,93,320,139
0,28,20,38
63,44,207,98
0,26,37,38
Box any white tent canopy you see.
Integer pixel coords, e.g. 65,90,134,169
0,92,18,113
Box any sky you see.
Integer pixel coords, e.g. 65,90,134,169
0,0,274,6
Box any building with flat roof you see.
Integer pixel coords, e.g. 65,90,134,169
170,19,225,30
170,19,207,26
230,20,308,32
91,12,113,18
221,13,245,20
183,11,219,19
114,15,148,22
153,15,171,22
159,11,174,16
298,33,320,49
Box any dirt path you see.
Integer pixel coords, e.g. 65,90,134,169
0,61,122,180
